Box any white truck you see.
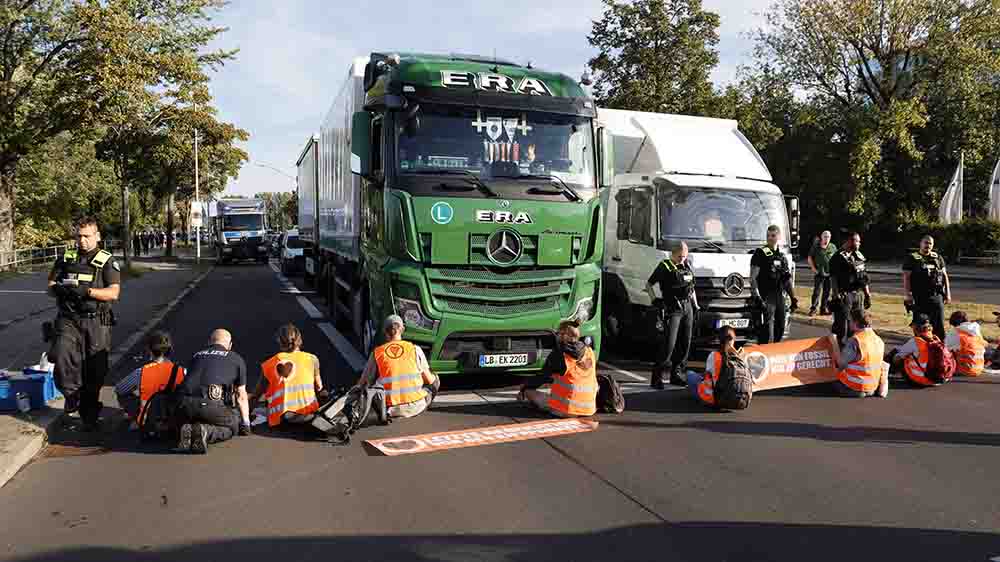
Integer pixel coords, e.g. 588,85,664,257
599,109,800,348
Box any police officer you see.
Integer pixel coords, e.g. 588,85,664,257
646,241,699,389
750,225,797,345
903,234,951,341
174,329,250,454
829,231,872,346
47,216,120,431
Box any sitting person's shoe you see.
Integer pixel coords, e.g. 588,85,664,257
176,423,193,452
190,424,208,454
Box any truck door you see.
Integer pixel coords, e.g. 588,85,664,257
617,186,659,307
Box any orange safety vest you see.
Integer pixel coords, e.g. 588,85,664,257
699,353,720,406
547,347,598,417
955,326,986,377
138,361,185,420
374,340,428,407
903,337,935,387
261,351,319,427
838,328,885,393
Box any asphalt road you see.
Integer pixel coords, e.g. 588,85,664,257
796,268,1000,304
2,263,999,562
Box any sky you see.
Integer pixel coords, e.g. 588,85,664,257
208,0,773,197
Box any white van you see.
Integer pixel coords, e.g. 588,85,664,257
279,229,307,275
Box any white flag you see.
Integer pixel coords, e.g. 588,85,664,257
988,157,1000,222
938,153,964,225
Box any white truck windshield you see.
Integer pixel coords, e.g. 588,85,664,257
657,186,788,247
222,215,263,231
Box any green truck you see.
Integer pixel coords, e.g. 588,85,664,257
296,52,613,374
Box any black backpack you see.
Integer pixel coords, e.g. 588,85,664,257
311,384,390,445
713,351,753,410
596,372,625,414
137,364,182,441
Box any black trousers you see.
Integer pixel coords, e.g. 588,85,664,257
656,300,694,378
50,316,111,424
758,290,788,344
176,397,239,444
832,291,864,346
811,274,831,312
914,295,946,341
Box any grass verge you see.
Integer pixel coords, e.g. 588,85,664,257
793,287,999,340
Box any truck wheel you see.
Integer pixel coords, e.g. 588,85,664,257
603,306,623,350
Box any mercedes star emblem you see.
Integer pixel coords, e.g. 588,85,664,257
723,273,745,297
486,229,523,266
498,199,511,208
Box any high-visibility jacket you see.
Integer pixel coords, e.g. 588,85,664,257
547,347,598,417
138,361,185,420
261,351,319,427
903,337,935,387
374,340,428,407
699,352,720,406
837,328,885,393
955,325,987,377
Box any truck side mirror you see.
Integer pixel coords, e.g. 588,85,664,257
351,111,372,177
598,127,614,188
785,195,800,249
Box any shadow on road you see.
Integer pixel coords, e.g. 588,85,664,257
6,522,999,562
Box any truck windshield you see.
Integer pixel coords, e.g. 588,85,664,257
222,215,263,231
656,185,788,247
397,104,595,194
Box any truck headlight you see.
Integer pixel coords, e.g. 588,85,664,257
569,297,594,323
393,297,438,331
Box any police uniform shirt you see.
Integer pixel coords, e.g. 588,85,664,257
750,246,786,295
903,251,946,297
50,248,121,315
647,259,695,301
830,249,867,292
178,344,247,398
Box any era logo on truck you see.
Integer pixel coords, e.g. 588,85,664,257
441,70,552,96
476,210,533,224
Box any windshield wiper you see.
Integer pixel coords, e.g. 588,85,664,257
408,169,497,197
699,240,726,253
515,174,582,202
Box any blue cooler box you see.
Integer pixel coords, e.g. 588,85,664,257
0,374,15,412
7,369,62,411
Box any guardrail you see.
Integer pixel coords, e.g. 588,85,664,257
0,244,69,272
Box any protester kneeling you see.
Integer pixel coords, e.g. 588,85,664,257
253,324,328,429
115,331,185,437
518,320,598,418
888,313,955,387
829,309,888,398
945,311,988,377
688,326,753,410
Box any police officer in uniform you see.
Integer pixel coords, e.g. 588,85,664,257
174,329,250,454
750,225,797,344
47,217,120,431
903,234,950,341
646,241,699,389
829,232,872,346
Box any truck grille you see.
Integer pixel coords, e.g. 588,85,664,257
696,277,754,311
426,267,575,318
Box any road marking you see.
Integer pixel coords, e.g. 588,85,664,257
269,263,279,274
598,361,646,382
316,322,367,373
0,290,48,294
433,392,488,405
296,297,323,319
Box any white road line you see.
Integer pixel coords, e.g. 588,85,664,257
598,360,646,382
296,296,323,319
0,290,47,294
316,322,367,373
269,263,279,274
433,392,488,405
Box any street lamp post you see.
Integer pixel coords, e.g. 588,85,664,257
194,129,201,264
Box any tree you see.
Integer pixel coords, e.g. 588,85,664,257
588,0,721,115
256,192,296,232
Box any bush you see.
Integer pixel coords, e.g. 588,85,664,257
853,218,1000,262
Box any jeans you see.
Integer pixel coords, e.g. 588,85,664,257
811,274,831,312
686,371,703,400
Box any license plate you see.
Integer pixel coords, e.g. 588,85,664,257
716,318,750,329
479,353,530,368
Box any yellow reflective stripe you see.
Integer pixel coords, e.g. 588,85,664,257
380,373,423,386
549,394,594,410
64,249,78,260
553,379,598,394
847,362,881,374
78,274,95,282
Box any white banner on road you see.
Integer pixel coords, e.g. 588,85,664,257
988,157,1000,222
939,153,964,225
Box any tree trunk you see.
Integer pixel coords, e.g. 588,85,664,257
0,168,15,270
165,190,175,257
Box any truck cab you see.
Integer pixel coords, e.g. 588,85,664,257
599,109,800,348
213,198,269,264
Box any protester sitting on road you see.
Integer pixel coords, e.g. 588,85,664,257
829,309,888,398
518,320,598,417
945,310,988,377
888,314,944,387
356,315,439,419
114,330,185,427
252,324,328,428
686,326,743,407
173,329,250,454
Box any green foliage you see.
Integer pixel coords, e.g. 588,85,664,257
256,191,296,232
588,0,721,115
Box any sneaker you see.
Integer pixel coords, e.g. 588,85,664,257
808,308,817,317
190,424,208,454
176,423,193,452
877,374,889,398
650,370,665,390
669,370,687,386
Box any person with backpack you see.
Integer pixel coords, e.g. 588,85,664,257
944,311,988,377
889,313,955,387
355,315,439,419
252,324,329,428
518,320,598,417
114,330,185,430
687,325,752,409
828,309,888,398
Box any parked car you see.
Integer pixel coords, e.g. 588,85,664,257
279,229,307,275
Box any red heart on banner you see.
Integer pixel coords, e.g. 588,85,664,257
276,360,295,378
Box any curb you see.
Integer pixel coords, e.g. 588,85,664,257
796,261,997,282
792,316,910,342
0,265,215,489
